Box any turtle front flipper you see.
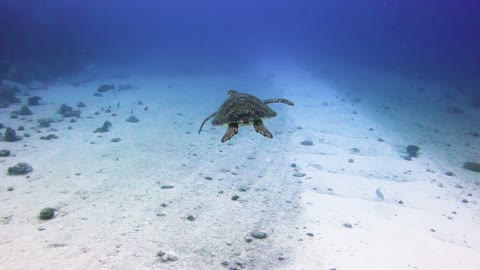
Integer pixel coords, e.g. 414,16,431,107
198,112,217,134
221,123,239,143
253,119,273,138
263,98,294,106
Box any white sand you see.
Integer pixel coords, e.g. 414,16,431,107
0,66,479,270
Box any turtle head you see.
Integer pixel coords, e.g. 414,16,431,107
228,89,238,96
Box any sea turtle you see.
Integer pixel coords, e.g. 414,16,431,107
198,90,294,142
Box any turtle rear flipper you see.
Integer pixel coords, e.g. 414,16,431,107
198,112,217,134
253,119,273,138
263,98,294,106
221,123,239,143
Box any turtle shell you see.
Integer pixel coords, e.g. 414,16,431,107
212,92,277,126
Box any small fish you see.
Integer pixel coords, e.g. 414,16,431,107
375,188,385,201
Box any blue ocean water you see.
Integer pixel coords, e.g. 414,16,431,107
1,1,480,269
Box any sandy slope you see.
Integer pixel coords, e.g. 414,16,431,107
0,68,479,270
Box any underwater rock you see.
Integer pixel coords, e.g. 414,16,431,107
406,145,420,158
250,231,268,239
0,85,21,108
350,147,361,154
37,117,63,128
28,96,42,106
111,138,121,143
343,223,353,228
126,116,139,123
463,162,480,173
18,105,33,115
93,121,112,133
7,162,33,175
4,127,21,142
293,172,306,177
97,84,115,93
40,134,58,140
117,84,136,91
0,149,10,157
77,102,86,107
300,140,313,146
39,207,55,220
58,104,81,118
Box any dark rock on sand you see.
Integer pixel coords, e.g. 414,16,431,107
28,96,42,106
111,138,121,142
18,106,33,115
77,102,86,108
126,116,139,123
40,134,58,140
300,140,314,146
58,104,81,118
406,145,420,158
463,162,480,173
39,207,55,220
97,84,115,93
0,85,21,108
0,149,11,157
93,121,112,133
4,127,21,142
250,231,268,239
7,162,33,175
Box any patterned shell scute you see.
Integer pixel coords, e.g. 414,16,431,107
211,93,277,125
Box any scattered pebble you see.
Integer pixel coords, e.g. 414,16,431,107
293,172,306,177
186,215,195,221
343,223,353,228
300,140,313,146
306,232,314,237
250,231,268,239
205,176,213,180
231,195,239,201
445,171,454,176
39,207,55,220
111,138,121,143
161,185,174,189
350,148,360,154
348,158,354,163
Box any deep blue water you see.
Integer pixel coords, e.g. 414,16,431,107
1,0,479,90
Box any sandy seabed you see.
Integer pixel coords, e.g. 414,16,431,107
1,67,479,270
